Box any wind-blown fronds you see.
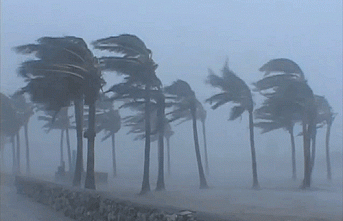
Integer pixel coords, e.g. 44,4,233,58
92,34,151,59
206,62,253,116
254,121,285,134
164,80,195,98
0,93,22,136
15,36,103,111
259,58,305,80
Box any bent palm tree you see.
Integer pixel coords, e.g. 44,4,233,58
93,34,161,194
256,58,316,188
254,94,301,180
206,61,259,189
0,93,22,174
312,95,336,180
38,107,72,171
15,36,103,189
165,80,209,189
95,96,121,177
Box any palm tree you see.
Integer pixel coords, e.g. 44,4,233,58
38,107,72,171
0,92,22,174
93,34,161,194
15,36,103,189
165,80,209,189
94,95,121,177
254,95,301,180
206,61,259,189
10,94,34,174
165,99,209,175
311,95,336,180
255,58,316,188
121,94,167,190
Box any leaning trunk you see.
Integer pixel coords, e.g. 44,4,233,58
85,102,96,190
111,134,116,177
73,99,84,187
201,120,209,175
66,127,72,172
325,123,332,180
289,126,296,180
248,110,259,189
16,131,21,174
156,94,165,191
24,123,30,174
166,137,171,175
191,104,208,189
140,85,151,194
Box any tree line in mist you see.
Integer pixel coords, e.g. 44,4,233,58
0,34,336,194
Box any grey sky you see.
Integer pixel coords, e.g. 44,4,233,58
1,0,342,173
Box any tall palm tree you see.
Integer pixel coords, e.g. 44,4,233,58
0,92,22,174
254,95,301,180
166,99,209,175
206,61,259,189
312,95,336,180
15,36,103,189
256,58,316,188
94,95,121,177
38,107,72,171
165,80,209,189
121,94,167,191
10,94,34,174
93,34,161,194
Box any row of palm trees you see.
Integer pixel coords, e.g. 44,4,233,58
0,93,33,175
3,34,335,193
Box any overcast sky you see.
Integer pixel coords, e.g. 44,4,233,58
1,1,342,174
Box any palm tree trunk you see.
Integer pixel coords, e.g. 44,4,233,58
325,123,332,180
73,99,84,187
66,127,72,172
85,102,96,190
24,123,30,174
11,136,16,174
60,129,65,167
310,127,317,175
156,94,165,191
289,126,296,180
201,120,209,175
111,134,116,177
301,122,311,189
16,132,21,174
191,104,208,189
140,85,151,194
166,137,171,176
248,111,259,189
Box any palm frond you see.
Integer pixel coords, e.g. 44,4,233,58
229,106,245,120
259,58,305,80
92,34,151,59
254,121,284,134
164,80,194,98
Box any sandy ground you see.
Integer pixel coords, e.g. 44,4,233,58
97,174,343,221
1,153,342,221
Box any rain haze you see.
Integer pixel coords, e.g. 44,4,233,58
1,0,342,220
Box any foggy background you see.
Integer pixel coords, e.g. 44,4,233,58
1,0,342,188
